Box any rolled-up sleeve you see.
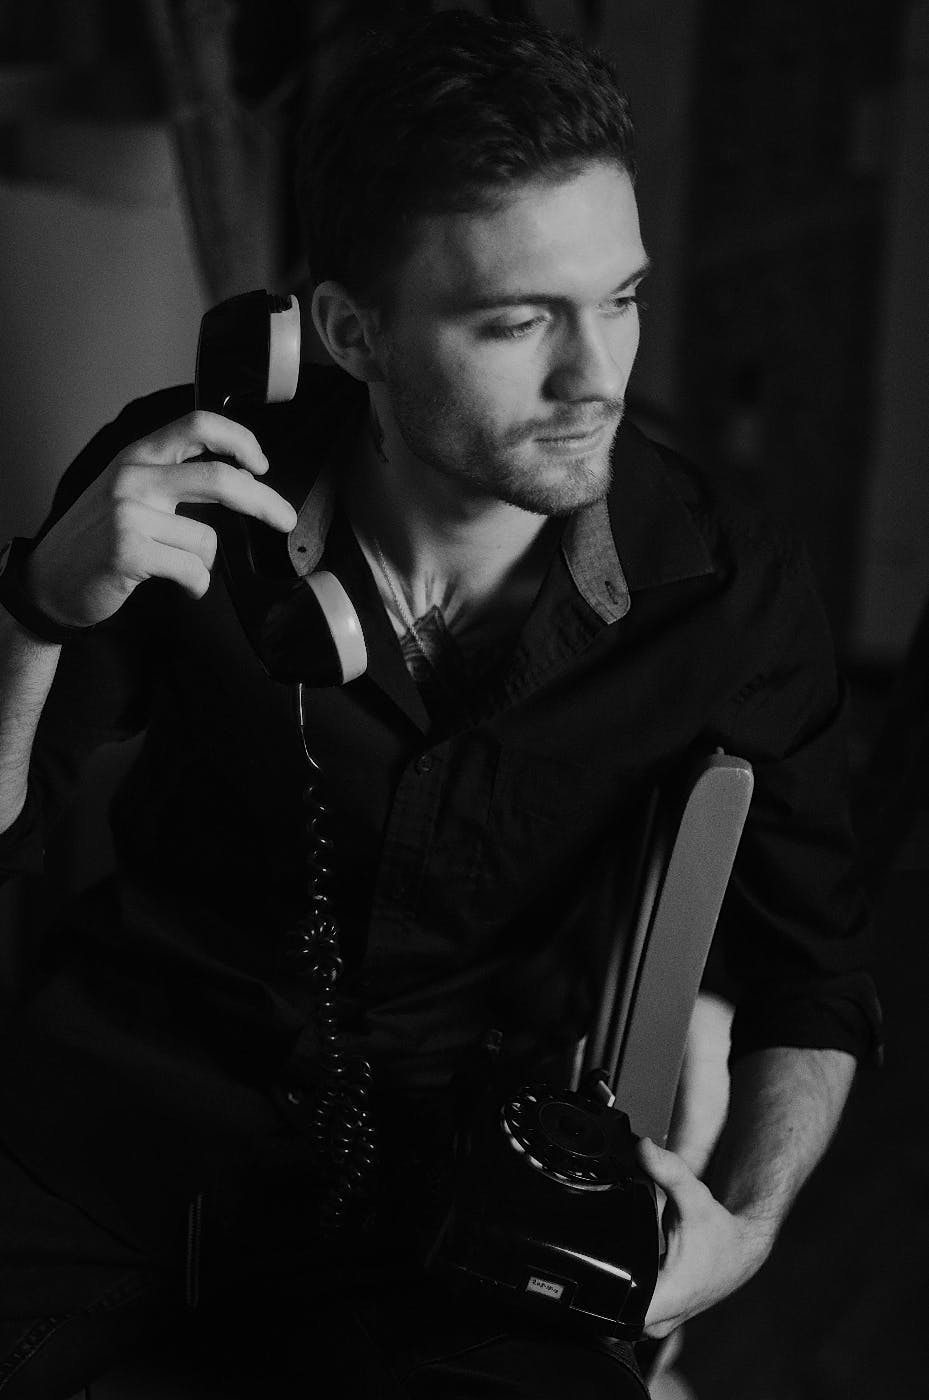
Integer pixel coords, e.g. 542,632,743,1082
716,542,882,1065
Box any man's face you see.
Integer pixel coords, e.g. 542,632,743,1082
370,160,649,516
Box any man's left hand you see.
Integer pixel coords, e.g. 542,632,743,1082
637,1137,773,1339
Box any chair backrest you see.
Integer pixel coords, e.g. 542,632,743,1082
575,752,754,1145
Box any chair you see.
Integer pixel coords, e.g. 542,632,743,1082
575,751,754,1143
65,752,753,1399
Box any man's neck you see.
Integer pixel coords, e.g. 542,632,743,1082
342,416,553,627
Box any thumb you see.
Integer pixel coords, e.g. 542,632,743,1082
636,1137,698,1206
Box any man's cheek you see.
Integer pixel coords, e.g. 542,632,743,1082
458,363,530,432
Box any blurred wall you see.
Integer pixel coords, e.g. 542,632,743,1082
595,0,701,421
0,120,206,538
852,0,929,665
0,118,209,946
535,0,699,427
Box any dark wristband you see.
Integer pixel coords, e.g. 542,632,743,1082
0,536,93,645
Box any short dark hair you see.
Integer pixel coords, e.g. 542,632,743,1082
297,9,636,307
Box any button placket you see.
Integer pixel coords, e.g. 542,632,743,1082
367,747,445,954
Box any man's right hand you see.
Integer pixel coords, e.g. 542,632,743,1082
25,412,298,629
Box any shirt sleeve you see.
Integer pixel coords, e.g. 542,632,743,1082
0,788,45,880
714,539,883,1066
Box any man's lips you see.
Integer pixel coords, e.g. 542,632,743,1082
535,422,610,444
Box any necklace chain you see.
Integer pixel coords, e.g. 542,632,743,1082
371,537,436,675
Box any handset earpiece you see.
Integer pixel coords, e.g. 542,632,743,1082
261,573,367,686
195,289,301,414
266,295,301,404
194,289,367,685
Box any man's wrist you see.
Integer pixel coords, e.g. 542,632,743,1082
711,1159,786,1269
728,1202,779,1268
0,537,91,646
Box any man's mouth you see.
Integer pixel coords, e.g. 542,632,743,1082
535,423,610,446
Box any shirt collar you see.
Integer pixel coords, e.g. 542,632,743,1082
560,418,716,622
283,371,715,611
560,501,630,623
289,465,335,576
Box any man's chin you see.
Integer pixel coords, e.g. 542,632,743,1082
506,442,615,516
500,464,614,517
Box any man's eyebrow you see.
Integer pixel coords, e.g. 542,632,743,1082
456,256,652,312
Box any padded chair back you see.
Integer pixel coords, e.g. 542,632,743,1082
575,752,753,1144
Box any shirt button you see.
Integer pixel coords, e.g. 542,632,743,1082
415,754,434,775
285,1088,303,1106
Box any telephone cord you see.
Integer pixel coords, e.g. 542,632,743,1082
282,683,378,1235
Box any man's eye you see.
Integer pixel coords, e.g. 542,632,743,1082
487,316,546,340
605,295,644,317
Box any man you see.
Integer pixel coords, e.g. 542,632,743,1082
0,12,878,1398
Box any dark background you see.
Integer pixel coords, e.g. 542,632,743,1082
1,2,927,1394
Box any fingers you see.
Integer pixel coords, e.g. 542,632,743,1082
637,1138,702,1207
637,1137,713,1279
103,507,216,599
111,412,299,533
130,411,269,476
141,459,298,532
34,411,300,628
644,1302,684,1340
638,1138,755,1338
134,505,218,571
133,537,213,600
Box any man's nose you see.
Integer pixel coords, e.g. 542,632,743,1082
544,312,636,403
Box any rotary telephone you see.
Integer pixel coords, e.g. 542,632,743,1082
195,288,366,687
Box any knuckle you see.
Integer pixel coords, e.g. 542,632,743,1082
205,459,230,487
111,497,138,531
188,562,212,598
204,459,236,489
111,524,141,576
108,461,140,501
190,459,220,493
197,523,218,560
109,434,145,469
109,510,137,563
109,510,146,571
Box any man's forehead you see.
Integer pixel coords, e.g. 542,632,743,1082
397,162,645,307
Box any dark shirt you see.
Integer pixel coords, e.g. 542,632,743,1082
0,367,879,1247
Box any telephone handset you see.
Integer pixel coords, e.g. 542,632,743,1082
198,292,378,1235
195,289,367,686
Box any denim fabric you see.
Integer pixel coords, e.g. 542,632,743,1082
0,1136,648,1400
0,1280,174,1400
0,1138,178,1399
128,1273,651,1400
0,1274,649,1400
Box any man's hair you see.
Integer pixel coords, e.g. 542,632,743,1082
297,9,636,307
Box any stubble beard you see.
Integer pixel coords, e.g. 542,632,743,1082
384,367,622,518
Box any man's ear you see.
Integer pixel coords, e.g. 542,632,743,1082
311,280,385,383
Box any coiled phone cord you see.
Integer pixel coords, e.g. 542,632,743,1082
283,682,378,1235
